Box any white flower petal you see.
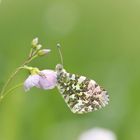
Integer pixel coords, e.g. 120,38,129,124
24,75,40,91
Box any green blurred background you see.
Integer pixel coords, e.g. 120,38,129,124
0,0,140,140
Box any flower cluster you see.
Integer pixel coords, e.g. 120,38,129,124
0,37,53,101
30,37,51,58
22,38,57,92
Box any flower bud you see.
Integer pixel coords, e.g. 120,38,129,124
23,65,40,75
38,49,51,56
57,43,61,48
36,44,42,50
32,37,38,47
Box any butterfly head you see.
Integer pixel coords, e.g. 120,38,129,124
55,64,66,75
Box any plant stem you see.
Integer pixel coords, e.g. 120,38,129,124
0,48,38,99
0,67,21,98
0,59,30,98
0,83,23,103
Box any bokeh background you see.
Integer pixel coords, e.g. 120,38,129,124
0,0,140,140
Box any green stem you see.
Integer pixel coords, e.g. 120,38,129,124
28,54,38,62
0,50,38,98
0,60,29,97
0,83,23,102
0,67,22,97
29,48,34,58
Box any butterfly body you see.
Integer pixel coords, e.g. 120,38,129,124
56,64,109,114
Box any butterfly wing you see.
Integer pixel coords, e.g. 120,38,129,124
56,70,109,114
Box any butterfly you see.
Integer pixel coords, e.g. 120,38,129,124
55,64,109,114
24,44,109,114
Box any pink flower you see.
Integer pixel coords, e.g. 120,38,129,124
78,128,117,140
24,70,57,91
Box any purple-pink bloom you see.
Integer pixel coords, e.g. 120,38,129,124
39,70,57,89
24,70,57,91
78,128,117,140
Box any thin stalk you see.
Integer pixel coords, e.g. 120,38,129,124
0,57,34,98
0,66,22,98
0,83,23,103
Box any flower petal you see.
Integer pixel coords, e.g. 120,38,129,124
24,75,40,91
78,128,117,140
39,70,57,90
38,49,51,56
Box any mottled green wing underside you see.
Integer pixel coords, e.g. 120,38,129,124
57,70,109,114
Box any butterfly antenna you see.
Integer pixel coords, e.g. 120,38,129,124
57,43,64,66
